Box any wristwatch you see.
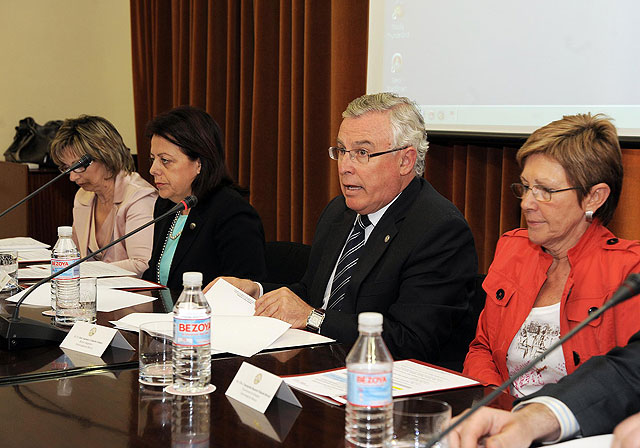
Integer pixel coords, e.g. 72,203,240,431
305,308,325,333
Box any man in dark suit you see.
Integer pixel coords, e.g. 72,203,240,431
208,92,477,362
449,330,640,447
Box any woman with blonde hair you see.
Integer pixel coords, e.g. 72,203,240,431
51,115,157,276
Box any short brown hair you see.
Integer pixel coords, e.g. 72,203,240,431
50,115,135,178
516,113,622,225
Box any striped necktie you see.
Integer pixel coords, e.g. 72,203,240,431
327,214,371,311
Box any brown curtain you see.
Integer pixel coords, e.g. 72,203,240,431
130,0,369,244
130,0,640,274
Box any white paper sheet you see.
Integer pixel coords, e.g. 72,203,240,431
204,278,256,316
18,261,136,280
17,248,52,263
6,284,155,312
110,313,293,357
79,261,136,278
96,277,161,290
550,435,613,447
267,328,334,351
283,359,480,405
0,237,49,251
18,264,51,279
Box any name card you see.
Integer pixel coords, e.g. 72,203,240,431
226,362,301,413
60,322,134,357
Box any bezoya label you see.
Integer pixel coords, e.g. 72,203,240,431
174,316,211,347
51,257,80,280
347,371,392,407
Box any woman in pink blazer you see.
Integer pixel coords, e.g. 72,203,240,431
50,115,157,276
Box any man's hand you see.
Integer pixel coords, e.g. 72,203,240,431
203,276,261,299
449,404,561,448
254,287,314,329
613,412,640,448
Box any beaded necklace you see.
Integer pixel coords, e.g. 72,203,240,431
156,211,181,283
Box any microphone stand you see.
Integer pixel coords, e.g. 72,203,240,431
0,155,92,220
425,273,640,447
0,196,197,350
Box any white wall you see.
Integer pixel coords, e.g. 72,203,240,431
0,0,136,158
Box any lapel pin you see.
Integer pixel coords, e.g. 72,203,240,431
384,235,390,243
189,223,196,230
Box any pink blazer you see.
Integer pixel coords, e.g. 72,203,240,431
72,172,157,277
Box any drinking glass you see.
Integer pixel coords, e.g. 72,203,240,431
0,250,19,292
139,321,174,386
386,398,451,448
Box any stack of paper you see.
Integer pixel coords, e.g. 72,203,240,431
19,260,137,279
109,279,334,357
6,283,155,312
0,237,51,262
110,312,292,357
283,360,479,406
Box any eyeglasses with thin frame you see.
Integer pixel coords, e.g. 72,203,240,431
328,145,409,164
58,159,92,174
510,182,581,202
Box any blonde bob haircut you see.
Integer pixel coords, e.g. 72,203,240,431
50,115,134,178
342,92,429,177
516,113,622,225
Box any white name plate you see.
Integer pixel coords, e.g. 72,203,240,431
60,322,134,357
225,362,301,413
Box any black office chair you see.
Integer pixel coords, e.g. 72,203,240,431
264,241,312,285
435,273,487,372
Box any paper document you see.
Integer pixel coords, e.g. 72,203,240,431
17,248,52,263
111,313,292,357
550,435,612,447
96,277,162,290
19,264,52,279
112,314,333,355
6,284,155,312
18,261,136,280
267,328,334,351
80,261,136,278
204,278,256,316
283,359,480,405
0,237,49,251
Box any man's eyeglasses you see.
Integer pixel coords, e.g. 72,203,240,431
59,159,92,174
510,182,581,202
328,145,409,164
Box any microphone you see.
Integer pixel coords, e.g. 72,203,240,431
0,195,197,350
425,272,640,447
0,154,93,220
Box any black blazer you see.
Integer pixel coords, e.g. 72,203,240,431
278,177,478,362
143,186,267,292
523,330,640,436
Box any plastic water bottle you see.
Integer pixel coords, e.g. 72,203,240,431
51,226,80,325
172,272,212,393
345,312,394,447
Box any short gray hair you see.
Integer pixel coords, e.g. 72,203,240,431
342,92,429,176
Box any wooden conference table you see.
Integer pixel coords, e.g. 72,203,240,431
0,291,511,447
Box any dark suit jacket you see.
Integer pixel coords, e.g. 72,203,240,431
523,330,640,436
142,186,267,292
274,177,478,362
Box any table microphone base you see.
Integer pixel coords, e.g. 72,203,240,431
0,315,68,350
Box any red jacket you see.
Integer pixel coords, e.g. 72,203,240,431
463,222,640,388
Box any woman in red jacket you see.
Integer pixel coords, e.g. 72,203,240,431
463,113,640,397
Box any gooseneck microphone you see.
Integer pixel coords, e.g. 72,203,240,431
0,195,197,350
0,154,93,220
425,272,640,447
